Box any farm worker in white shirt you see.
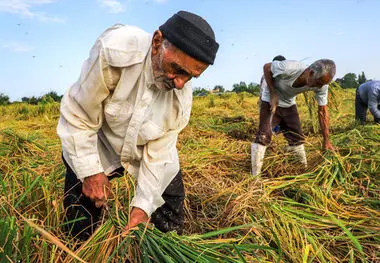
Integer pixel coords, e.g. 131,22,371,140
251,59,336,176
57,10,219,240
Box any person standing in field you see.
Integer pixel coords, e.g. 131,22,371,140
57,11,219,240
251,59,336,176
355,80,380,124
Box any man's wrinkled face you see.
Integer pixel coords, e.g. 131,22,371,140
307,72,333,89
151,32,209,90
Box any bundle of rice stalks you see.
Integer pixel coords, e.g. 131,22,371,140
71,217,277,262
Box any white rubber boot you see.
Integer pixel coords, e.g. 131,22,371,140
286,144,307,167
251,143,267,176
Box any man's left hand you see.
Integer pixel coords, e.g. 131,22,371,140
123,207,149,233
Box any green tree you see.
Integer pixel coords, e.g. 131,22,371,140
22,96,40,105
43,91,63,102
232,81,259,95
20,91,62,105
213,85,224,93
247,82,260,95
0,93,10,105
193,87,209,96
357,71,367,85
337,73,359,89
232,81,247,93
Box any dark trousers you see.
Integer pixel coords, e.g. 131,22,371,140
355,89,380,124
63,157,185,240
255,101,304,146
355,89,368,124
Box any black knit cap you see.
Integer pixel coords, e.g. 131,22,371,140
159,11,219,65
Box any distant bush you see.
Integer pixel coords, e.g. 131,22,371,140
22,96,39,105
0,93,10,105
21,91,63,105
232,82,260,95
193,87,209,97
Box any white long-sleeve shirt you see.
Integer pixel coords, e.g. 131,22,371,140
57,24,192,217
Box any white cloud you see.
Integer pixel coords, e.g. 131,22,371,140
2,42,34,52
0,0,64,22
154,0,168,3
98,0,125,14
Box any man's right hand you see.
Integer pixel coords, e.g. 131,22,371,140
82,173,112,208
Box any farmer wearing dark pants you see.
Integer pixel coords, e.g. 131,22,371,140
57,11,219,240
355,80,380,124
251,59,336,176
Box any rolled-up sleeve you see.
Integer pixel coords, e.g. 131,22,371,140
368,86,380,119
57,40,112,180
130,131,181,216
315,84,329,106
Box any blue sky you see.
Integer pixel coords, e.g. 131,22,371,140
0,0,379,101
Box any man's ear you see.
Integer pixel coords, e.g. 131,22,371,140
308,69,314,78
306,69,315,84
152,30,164,56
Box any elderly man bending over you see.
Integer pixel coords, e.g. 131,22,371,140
58,11,219,240
251,59,336,176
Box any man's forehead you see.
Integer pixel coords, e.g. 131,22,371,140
171,49,208,76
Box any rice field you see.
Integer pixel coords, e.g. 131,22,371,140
0,86,379,262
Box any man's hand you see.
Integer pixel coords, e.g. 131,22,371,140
82,173,112,208
123,207,149,232
270,92,279,113
323,140,335,152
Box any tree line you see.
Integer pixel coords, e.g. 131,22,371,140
193,82,260,96
0,91,63,106
335,72,369,89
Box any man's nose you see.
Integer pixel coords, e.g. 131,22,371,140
173,76,189,89
167,73,176,80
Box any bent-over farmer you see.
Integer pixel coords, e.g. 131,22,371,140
251,59,336,176
355,80,380,124
57,11,219,240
